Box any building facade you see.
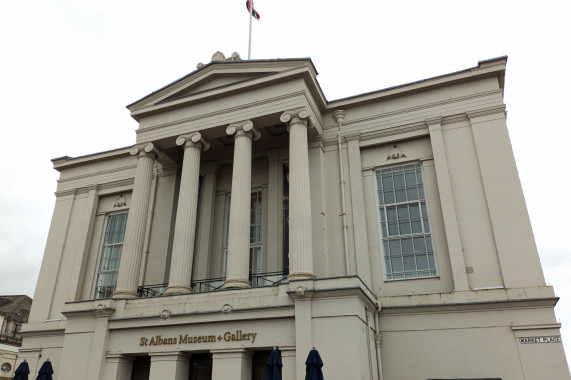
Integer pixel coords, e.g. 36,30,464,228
0,295,31,379
20,54,570,379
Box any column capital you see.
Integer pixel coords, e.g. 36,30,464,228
226,120,261,141
176,132,210,151
280,108,310,126
130,142,160,159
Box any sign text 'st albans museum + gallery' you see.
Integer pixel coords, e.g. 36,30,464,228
19,54,571,380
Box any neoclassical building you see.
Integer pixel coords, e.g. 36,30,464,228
20,53,570,379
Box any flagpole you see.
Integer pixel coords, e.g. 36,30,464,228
248,0,253,59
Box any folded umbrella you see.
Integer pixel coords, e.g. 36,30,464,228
13,360,30,380
305,347,324,380
36,360,54,380
264,347,283,380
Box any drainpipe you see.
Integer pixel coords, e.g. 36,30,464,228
332,110,351,275
374,299,384,380
138,163,159,288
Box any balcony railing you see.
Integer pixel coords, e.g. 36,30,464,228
137,271,288,298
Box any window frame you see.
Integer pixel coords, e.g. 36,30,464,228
373,162,439,281
93,211,128,299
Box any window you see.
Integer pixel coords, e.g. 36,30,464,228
375,163,436,279
222,190,263,280
94,212,128,299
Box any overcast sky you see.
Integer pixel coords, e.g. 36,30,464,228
1,0,569,364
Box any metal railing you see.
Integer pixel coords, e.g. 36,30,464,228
137,271,288,298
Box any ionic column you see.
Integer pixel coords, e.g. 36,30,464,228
113,143,158,299
223,120,260,289
165,132,210,295
280,109,315,281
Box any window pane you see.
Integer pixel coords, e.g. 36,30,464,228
393,173,405,188
386,207,397,221
382,174,393,189
391,257,403,272
416,254,428,270
383,190,395,204
401,238,413,254
406,186,419,201
395,189,406,203
389,239,401,254
403,255,415,271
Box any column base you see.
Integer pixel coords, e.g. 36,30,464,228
222,278,251,289
164,285,192,295
112,289,138,299
287,272,315,281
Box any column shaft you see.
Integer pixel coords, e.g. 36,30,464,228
166,133,208,295
281,109,314,280
114,143,156,298
223,121,259,289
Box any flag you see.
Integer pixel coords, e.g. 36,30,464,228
246,1,260,20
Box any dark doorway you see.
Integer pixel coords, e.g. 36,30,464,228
189,353,212,380
131,356,150,380
252,350,273,380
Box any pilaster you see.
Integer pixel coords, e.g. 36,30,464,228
149,352,190,380
103,354,133,380
67,186,99,302
345,132,373,288
194,161,220,281
427,117,470,291
211,349,253,380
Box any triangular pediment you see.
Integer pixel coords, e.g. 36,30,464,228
127,58,323,120
161,71,277,103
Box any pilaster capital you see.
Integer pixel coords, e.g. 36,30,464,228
426,117,443,132
308,136,324,150
176,132,210,151
130,142,160,160
226,120,261,141
344,132,361,142
280,108,311,128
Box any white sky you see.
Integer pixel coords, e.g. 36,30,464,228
1,0,570,366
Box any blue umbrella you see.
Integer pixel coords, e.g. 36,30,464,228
36,360,53,380
305,347,324,380
264,347,283,380
13,360,30,380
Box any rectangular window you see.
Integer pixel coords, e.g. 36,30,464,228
375,163,436,279
94,212,128,299
222,190,263,280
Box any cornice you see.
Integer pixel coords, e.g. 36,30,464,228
466,104,506,120
322,89,502,131
380,297,559,316
57,164,137,185
52,146,132,172
511,323,562,331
